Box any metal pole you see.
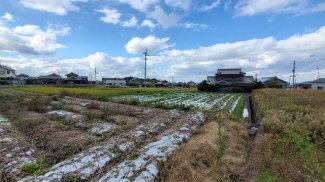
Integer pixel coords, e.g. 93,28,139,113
143,49,149,92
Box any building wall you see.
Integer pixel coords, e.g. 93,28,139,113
0,68,16,78
311,83,325,90
207,76,218,84
103,80,126,86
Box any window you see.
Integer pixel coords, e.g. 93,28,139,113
0,71,4,75
317,87,323,90
7,71,10,74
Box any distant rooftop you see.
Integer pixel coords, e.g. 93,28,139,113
0,65,15,71
216,68,245,75
313,78,325,83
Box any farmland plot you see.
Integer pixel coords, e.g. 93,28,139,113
0,88,249,181
111,92,246,112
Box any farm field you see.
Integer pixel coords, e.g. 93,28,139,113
253,89,325,182
0,87,251,181
15,86,198,95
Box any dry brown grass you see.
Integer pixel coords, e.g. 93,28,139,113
160,113,249,182
253,89,325,181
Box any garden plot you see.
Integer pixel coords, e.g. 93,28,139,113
112,92,239,110
19,106,205,181
0,115,37,177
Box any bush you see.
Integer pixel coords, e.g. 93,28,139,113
20,163,40,173
197,80,222,92
129,99,140,105
25,97,50,113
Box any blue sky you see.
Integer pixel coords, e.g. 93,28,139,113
1,0,325,83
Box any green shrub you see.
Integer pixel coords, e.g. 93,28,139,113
190,159,199,168
129,99,140,105
25,97,50,113
20,163,41,173
129,154,139,160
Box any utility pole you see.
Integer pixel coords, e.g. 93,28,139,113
292,60,296,87
143,49,149,92
317,68,320,79
255,74,258,82
95,68,98,83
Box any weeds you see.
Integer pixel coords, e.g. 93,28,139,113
24,97,50,113
129,154,139,160
190,159,199,168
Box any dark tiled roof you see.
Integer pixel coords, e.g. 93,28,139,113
0,65,15,71
102,78,125,81
216,68,244,75
259,77,288,84
312,78,325,83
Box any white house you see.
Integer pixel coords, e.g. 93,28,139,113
295,78,325,90
102,78,126,87
311,78,325,90
0,65,16,78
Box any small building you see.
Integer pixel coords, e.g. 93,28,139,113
37,73,62,84
17,74,30,80
63,72,88,84
102,78,126,87
188,81,196,87
207,68,254,87
0,65,16,78
295,78,325,90
311,78,325,90
259,77,288,89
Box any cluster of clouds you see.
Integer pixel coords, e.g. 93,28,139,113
2,26,325,82
15,0,325,31
0,22,69,55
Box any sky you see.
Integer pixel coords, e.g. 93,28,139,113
0,0,325,83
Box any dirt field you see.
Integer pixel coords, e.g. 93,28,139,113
0,88,251,181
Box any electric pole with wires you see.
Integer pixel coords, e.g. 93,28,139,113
143,49,149,91
292,60,296,87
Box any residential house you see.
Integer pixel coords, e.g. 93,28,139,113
188,81,196,87
63,72,88,84
102,78,126,87
37,73,62,84
17,74,30,80
0,65,16,78
259,77,288,89
296,78,325,90
207,68,254,87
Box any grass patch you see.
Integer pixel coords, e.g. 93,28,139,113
190,159,199,168
24,97,50,113
129,154,139,160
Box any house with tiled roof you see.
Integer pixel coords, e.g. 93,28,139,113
207,68,254,87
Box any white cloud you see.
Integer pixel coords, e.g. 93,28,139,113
157,26,325,82
199,0,222,12
224,0,232,11
96,8,121,24
116,0,160,12
2,13,15,22
141,19,158,29
125,35,175,54
3,26,325,83
165,0,192,10
1,52,144,79
46,23,71,36
234,0,325,17
20,0,88,15
0,24,68,55
122,17,138,27
182,22,209,30
148,6,180,29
